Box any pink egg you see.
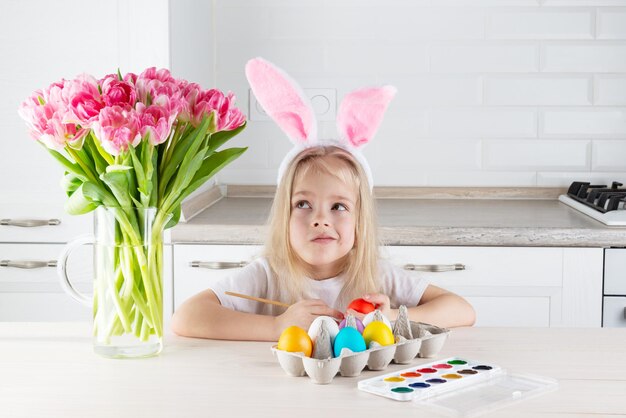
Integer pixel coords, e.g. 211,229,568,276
338,316,364,333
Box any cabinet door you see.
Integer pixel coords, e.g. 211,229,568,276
383,246,564,327
172,244,263,312
0,243,92,321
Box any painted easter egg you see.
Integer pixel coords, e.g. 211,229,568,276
338,316,365,333
333,326,367,357
308,316,340,344
347,298,376,314
277,326,313,357
362,321,395,346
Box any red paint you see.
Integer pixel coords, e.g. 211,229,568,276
417,367,437,373
347,298,376,314
433,364,453,369
401,372,422,378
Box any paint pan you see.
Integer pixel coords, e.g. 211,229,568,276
358,357,558,418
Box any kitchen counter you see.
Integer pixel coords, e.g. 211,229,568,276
1,323,625,418
172,188,626,246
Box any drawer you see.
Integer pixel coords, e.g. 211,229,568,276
467,296,550,327
0,244,92,292
603,296,626,328
0,198,91,243
604,249,626,295
383,246,563,287
173,244,263,309
0,292,90,321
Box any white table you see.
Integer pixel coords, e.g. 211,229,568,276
1,324,625,418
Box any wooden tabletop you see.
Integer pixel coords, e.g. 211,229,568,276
1,323,625,418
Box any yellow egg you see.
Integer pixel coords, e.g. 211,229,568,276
277,326,313,357
362,321,395,346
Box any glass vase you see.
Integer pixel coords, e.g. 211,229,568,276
58,206,166,359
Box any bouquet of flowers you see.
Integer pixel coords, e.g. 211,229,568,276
18,68,246,355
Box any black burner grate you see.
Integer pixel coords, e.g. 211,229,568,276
566,181,626,213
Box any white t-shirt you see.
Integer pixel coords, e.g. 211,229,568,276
209,257,429,316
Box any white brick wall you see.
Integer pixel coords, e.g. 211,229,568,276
205,2,626,187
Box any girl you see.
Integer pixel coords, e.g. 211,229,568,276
171,59,475,341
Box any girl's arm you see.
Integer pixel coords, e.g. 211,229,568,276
350,285,476,329
405,284,476,328
171,289,344,341
171,289,281,341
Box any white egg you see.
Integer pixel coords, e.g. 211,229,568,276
307,316,340,344
362,310,392,330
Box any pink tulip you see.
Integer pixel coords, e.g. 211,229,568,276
137,102,177,145
190,89,246,131
91,105,141,156
18,87,87,151
177,82,201,123
135,67,179,106
100,74,137,108
65,74,104,127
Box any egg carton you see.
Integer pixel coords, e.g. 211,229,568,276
271,322,450,384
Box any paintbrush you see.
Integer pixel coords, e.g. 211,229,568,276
224,291,291,308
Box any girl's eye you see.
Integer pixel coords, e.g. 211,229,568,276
295,200,311,209
332,203,348,211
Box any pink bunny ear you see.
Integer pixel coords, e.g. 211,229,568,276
245,57,317,144
336,86,397,148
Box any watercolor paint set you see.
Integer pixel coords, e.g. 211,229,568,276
358,357,558,417
272,322,450,384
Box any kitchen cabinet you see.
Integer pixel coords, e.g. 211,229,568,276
0,243,91,321
172,244,263,310
384,246,603,327
172,244,603,327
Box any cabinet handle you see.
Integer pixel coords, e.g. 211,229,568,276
190,261,248,269
0,260,58,269
403,264,465,272
0,219,61,227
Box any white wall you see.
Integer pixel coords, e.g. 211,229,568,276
5,1,626,192
204,0,626,187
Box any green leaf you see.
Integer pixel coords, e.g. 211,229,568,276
83,136,108,174
61,172,83,197
46,148,88,181
82,182,118,207
105,164,133,173
164,205,181,229
208,121,247,152
159,115,211,199
165,147,247,214
100,171,131,207
162,149,208,208
64,183,99,215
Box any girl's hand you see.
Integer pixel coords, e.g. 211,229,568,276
346,293,392,320
274,299,344,335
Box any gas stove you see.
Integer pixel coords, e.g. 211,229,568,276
559,181,626,226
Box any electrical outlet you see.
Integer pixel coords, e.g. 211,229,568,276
249,88,336,121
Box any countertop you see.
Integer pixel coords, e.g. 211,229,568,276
172,188,626,246
1,323,625,418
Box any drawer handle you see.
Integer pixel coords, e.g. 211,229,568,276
404,264,465,272
190,261,248,269
0,219,61,227
0,260,58,269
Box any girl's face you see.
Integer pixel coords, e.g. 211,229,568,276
289,162,357,280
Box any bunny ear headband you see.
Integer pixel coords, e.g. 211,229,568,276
245,57,396,189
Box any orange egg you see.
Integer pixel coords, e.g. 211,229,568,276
277,326,313,357
362,321,395,346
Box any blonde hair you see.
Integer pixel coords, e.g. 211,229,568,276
264,146,380,309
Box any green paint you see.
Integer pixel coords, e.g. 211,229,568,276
447,359,467,365
391,387,414,393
